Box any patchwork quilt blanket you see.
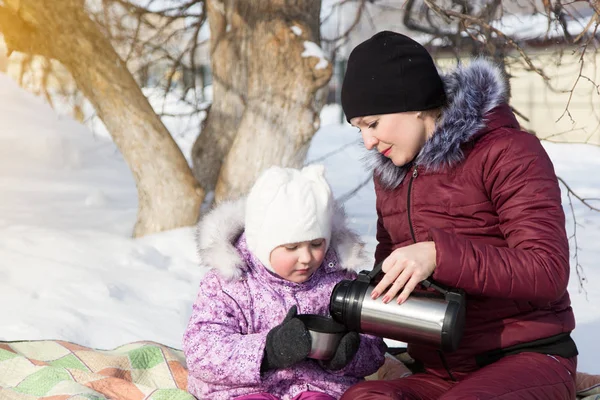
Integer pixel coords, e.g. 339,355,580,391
0,340,192,400
1,339,599,399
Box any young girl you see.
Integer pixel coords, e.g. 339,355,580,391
182,165,386,400
339,31,578,399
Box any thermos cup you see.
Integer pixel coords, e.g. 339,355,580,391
296,314,347,360
329,263,466,352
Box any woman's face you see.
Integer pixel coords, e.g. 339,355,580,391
269,239,327,283
351,112,432,167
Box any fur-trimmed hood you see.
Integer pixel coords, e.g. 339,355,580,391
196,198,368,280
369,58,509,189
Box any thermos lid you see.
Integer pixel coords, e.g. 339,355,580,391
441,290,466,352
329,278,370,331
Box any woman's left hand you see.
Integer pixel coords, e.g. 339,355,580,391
371,241,437,304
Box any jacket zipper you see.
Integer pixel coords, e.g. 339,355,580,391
407,165,418,243
408,164,456,381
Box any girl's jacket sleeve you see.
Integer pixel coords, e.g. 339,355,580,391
431,132,570,303
182,271,267,386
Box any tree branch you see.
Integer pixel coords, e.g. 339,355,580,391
322,0,368,52
564,186,588,294
432,6,551,81
306,138,361,164
403,0,442,35
557,176,600,212
0,5,49,57
337,174,373,204
557,21,599,124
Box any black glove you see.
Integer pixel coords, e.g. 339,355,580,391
319,331,360,371
261,305,311,372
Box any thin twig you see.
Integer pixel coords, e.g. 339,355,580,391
337,174,373,204
158,110,207,118
557,12,599,123
564,188,588,295
322,0,368,54
510,106,530,122
306,138,361,164
557,176,600,212
438,8,551,81
541,127,588,141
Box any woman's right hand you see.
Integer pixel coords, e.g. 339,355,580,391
371,241,437,304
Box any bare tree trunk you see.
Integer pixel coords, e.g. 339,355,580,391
190,0,246,198
0,0,203,237
192,0,332,202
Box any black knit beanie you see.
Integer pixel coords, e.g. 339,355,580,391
341,31,447,122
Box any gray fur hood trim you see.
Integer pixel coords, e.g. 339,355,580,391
196,198,368,280
368,58,508,189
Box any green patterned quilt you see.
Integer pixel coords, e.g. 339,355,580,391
0,340,192,400
1,339,599,399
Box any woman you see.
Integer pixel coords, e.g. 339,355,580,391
339,31,577,399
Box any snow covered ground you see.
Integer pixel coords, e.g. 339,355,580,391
1,74,599,374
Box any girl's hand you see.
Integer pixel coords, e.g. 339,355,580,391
371,242,437,304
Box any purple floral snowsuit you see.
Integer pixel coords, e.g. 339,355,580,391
183,199,385,400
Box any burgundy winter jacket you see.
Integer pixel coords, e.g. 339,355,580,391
371,59,575,378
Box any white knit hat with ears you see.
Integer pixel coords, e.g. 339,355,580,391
245,164,334,272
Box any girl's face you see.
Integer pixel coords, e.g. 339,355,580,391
351,111,434,167
269,239,327,283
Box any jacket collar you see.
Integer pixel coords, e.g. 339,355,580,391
196,198,368,280
369,58,514,189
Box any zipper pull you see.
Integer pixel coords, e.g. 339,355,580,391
412,166,419,178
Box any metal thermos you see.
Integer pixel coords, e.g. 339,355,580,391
329,263,466,352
